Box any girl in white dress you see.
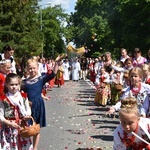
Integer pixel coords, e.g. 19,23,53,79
132,48,147,67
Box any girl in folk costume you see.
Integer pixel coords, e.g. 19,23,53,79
0,60,11,130
88,59,96,83
95,66,110,86
110,57,133,73
113,97,150,150
140,65,150,118
47,59,55,89
110,58,133,89
103,52,116,74
21,55,63,150
120,48,130,63
111,58,133,88
94,67,110,106
142,64,150,85
108,67,150,116
110,61,124,105
132,48,147,67
0,73,33,150
0,59,11,96
110,70,124,105
94,82,109,106
55,60,64,87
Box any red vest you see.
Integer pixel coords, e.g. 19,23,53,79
0,93,27,121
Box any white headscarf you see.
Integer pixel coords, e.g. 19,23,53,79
6,91,27,116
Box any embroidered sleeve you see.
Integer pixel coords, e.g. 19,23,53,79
113,129,126,150
140,95,149,117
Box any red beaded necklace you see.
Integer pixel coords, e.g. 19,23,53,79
118,125,139,148
131,83,141,96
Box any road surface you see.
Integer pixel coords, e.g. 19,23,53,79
38,80,119,150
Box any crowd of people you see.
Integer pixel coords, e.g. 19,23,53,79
0,45,150,150
83,48,150,149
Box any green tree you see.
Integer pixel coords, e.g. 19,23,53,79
41,5,69,58
105,0,150,55
0,0,42,58
66,0,113,57
118,0,150,52
67,0,150,58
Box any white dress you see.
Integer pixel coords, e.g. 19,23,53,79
71,61,81,81
62,62,70,80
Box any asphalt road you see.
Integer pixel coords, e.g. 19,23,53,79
38,80,119,150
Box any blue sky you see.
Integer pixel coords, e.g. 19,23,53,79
39,0,77,14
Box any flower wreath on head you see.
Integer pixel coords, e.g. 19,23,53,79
0,59,11,64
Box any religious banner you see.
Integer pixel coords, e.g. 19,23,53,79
66,45,85,55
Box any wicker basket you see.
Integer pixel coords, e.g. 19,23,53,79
113,83,123,91
19,116,40,138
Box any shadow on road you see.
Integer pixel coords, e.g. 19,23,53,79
91,134,113,141
96,125,116,130
91,119,119,125
87,107,109,111
76,147,102,150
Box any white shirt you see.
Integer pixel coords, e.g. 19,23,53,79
113,83,150,116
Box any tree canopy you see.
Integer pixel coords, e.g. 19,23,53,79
0,0,68,59
0,0,149,60
66,0,150,58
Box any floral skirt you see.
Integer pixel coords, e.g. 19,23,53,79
0,123,33,150
94,85,109,106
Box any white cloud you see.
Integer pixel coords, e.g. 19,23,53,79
39,0,76,46
39,0,76,14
